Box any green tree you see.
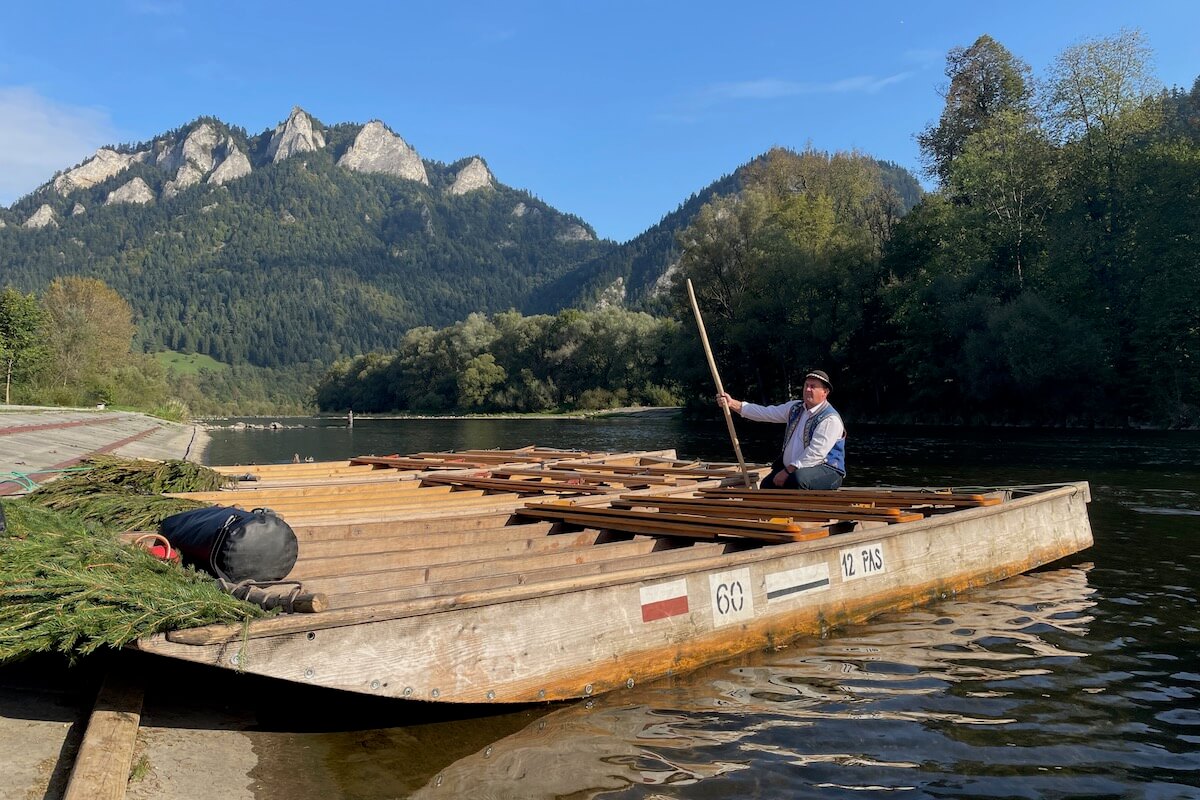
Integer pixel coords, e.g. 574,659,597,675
41,277,136,391
918,34,1033,185
949,109,1056,287
0,287,48,404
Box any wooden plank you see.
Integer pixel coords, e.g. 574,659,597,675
348,455,503,469
203,489,493,512
297,521,558,556
63,666,143,800
615,495,924,522
518,504,828,543
419,474,615,495
169,481,445,502
701,488,1004,506
613,497,923,524
322,540,730,610
298,537,667,595
491,467,680,485
291,529,607,578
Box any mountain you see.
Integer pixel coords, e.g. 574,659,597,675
0,108,922,371
0,108,611,367
529,156,923,314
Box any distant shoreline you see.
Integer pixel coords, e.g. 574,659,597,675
200,406,684,426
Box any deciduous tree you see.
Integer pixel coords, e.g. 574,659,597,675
0,287,47,404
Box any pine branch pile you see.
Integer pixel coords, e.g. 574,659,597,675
26,455,233,531
0,500,265,663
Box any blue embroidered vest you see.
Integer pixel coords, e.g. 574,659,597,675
783,402,846,475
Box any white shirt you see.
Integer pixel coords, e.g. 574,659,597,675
737,399,844,469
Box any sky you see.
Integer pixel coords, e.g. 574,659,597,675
1,1,1197,242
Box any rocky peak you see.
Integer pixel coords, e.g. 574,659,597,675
23,204,58,229
447,157,493,196
106,177,155,206
71,203,86,216
53,148,146,195
266,107,326,163
208,145,252,185
337,121,428,184
157,122,221,174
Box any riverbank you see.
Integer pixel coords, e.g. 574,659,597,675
0,407,209,496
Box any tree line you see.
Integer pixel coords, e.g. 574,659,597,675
317,30,1199,428
315,309,682,412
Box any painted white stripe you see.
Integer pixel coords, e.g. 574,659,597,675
766,564,830,601
640,579,688,606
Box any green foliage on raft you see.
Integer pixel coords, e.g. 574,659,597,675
0,499,264,663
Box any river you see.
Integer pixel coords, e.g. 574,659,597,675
195,415,1200,799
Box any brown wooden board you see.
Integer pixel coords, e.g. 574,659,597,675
701,488,1003,506
612,497,924,524
518,503,829,543
419,474,615,495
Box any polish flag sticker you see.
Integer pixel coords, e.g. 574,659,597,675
640,579,689,622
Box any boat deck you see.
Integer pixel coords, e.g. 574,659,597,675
163,447,1013,645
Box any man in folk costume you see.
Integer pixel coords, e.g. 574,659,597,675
717,369,846,490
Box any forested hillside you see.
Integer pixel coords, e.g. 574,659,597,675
531,156,922,314
0,110,611,369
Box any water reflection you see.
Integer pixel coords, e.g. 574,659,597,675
408,566,1138,799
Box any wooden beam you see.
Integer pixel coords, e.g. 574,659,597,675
613,497,922,524
701,488,1003,507
63,666,143,800
518,503,829,543
419,474,614,495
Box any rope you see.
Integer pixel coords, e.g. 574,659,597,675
0,466,93,494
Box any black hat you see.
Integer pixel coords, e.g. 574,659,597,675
805,370,832,389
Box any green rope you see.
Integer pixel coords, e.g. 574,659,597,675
0,466,93,494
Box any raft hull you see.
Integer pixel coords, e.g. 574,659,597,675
135,481,1092,703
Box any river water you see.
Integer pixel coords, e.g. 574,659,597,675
199,416,1200,799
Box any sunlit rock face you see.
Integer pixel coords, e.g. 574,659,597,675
208,145,252,185
594,276,626,310
163,162,205,200
557,223,594,242
158,123,221,174
447,157,493,195
53,148,146,195
337,121,428,184
23,204,58,229
106,177,155,206
266,107,326,163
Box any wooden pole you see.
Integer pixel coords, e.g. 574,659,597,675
686,279,752,488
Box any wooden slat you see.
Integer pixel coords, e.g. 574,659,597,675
297,520,558,556
615,495,925,522
492,467,680,485
419,474,614,495
169,480,443,502
299,537,667,595
291,529,607,578
613,497,923,524
701,488,1004,506
518,503,828,543
322,540,730,610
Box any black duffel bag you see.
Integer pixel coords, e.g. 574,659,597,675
158,506,298,582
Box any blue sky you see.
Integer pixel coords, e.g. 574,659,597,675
1,1,1197,241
